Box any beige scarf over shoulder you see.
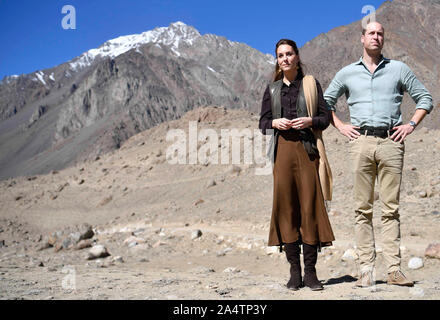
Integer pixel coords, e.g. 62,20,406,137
302,75,333,201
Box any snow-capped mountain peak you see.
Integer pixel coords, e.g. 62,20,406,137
69,21,201,71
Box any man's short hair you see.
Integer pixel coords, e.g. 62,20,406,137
362,21,385,35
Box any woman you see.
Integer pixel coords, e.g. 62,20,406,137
259,39,335,291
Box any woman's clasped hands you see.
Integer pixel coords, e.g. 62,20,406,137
272,117,312,131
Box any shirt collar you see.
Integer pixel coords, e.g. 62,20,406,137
356,55,390,66
282,74,302,88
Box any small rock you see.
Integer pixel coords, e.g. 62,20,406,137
124,236,147,247
87,245,110,260
427,189,436,198
98,196,113,206
95,259,106,268
194,199,204,206
425,243,440,259
237,242,252,250
78,179,85,185
206,283,219,290
418,191,427,198
342,248,358,261
62,237,73,249
408,257,424,270
191,230,203,240
265,247,278,255
217,247,233,257
123,236,146,247
75,239,93,250
112,256,124,263
152,240,167,248
191,266,215,274
328,210,340,217
133,228,145,236
0,240,5,248
206,179,216,188
37,242,51,251
216,288,232,296
54,243,63,252
223,267,240,273
78,223,94,240
432,211,440,216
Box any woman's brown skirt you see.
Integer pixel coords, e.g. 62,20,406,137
268,131,335,249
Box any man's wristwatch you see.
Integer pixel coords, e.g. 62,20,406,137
409,120,417,128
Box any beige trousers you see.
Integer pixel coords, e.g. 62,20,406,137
349,135,405,273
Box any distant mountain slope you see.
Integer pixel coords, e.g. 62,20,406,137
0,22,274,180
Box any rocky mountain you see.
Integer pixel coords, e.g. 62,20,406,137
0,22,275,179
300,0,440,127
1,0,439,180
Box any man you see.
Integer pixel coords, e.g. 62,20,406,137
324,21,433,287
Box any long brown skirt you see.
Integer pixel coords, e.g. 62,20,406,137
268,131,335,248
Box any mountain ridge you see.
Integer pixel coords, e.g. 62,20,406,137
0,0,438,180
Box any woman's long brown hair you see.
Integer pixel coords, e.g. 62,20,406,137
273,39,305,82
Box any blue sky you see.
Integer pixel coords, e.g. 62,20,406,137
0,0,390,79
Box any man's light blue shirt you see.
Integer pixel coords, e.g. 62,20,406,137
324,57,433,128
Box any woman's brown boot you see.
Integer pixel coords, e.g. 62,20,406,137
302,243,324,291
284,241,302,291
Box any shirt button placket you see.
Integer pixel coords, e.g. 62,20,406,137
371,73,375,128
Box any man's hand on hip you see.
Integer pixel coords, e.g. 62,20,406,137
337,123,361,140
391,124,414,143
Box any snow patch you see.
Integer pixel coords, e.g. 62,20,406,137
207,66,217,73
69,21,201,71
35,71,46,85
266,54,276,65
49,73,55,81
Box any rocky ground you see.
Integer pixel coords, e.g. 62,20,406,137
0,107,439,300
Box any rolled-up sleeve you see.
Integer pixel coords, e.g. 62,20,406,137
400,63,434,113
324,70,346,112
259,86,273,135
